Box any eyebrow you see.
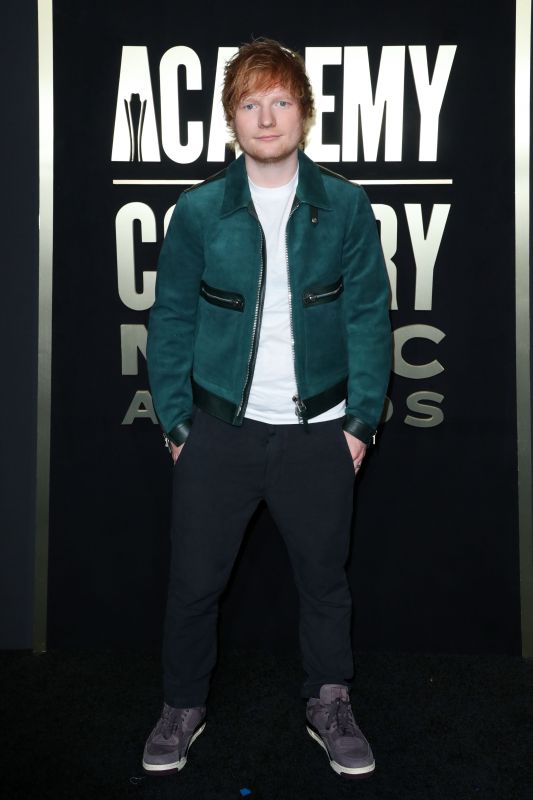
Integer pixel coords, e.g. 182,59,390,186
239,89,294,103
240,92,293,104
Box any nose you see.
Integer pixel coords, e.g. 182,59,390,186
258,105,275,128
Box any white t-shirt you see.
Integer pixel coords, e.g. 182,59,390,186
245,171,345,424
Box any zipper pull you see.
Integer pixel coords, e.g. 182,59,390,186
372,432,377,445
292,395,308,425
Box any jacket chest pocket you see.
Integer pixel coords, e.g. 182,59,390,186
200,280,245,312
302,276,343,307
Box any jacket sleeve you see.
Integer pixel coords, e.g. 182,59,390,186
341,187,391,444
147,191,204,445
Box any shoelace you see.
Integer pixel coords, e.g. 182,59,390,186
157,707,190,739
325,698,358,736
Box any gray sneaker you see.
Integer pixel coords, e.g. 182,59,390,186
142,702,206,773
306,684,375,777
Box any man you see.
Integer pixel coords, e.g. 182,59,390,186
143,38,391,779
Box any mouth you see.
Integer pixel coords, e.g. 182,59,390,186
256,135,281,141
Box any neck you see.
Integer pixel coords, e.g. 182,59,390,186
244,150,299,188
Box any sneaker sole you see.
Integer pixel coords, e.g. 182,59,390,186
306,725,375,777
142,721,206,774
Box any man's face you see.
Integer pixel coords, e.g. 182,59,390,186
233,85,304,165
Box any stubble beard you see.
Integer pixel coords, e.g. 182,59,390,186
235,134,301,166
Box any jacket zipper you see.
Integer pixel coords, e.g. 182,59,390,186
201,285,243,309
303,283,342,305
285,199,306,423
235,205,266,421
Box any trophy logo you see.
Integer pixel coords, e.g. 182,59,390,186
111,47,161,162
124,93,147,162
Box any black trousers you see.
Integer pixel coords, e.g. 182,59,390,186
163,409,356,707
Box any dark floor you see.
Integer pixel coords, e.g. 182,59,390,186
1,648,532,800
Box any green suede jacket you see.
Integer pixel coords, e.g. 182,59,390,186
147,150,391,446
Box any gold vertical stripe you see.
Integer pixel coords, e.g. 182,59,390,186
516,0,533,658
34,0,54,654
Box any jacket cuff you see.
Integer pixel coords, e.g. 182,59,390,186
167,421,192,446
342,415,375,445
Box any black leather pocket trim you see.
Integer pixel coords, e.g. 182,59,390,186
200,280,245,311
302,276,343,307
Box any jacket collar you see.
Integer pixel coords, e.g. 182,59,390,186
295,149,331,210
220,149,331,217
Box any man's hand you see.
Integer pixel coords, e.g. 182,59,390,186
343,430,367,474
169,441,184,464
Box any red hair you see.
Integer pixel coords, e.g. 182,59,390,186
222,38,315,143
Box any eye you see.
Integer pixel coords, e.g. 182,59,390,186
277,100,290,108
242,102,257,111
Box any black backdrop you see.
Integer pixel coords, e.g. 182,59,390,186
47,0,520,654
0,0,39,649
